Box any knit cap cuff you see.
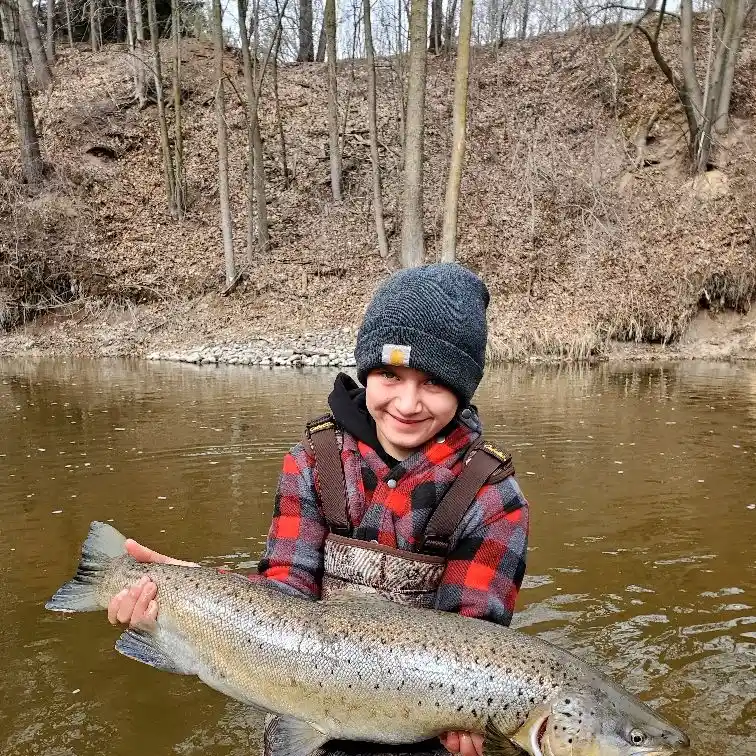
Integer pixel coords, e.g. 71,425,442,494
355,325,483,405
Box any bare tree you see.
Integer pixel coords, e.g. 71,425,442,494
400,0,427,267
89,0,100,51
1,0,43,186
621,0,749,172
171,0,185,218
316,16,325,60
238,0,268,260
131,0,148,108
147,0,177,214
213,0,235,285
325,0,342,200
272,24,290,187
63,0,72,47
429,0,442,52
298,0,313,60
441,0,473,262
18,0,51,86
45,0,54,61
363,0,389,257
443,0,457,52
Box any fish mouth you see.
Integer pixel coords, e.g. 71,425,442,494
527,712,549,756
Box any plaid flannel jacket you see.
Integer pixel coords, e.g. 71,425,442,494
257,420,529,626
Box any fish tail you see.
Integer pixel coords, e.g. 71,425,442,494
45,521,127,612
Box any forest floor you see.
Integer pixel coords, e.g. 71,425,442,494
1,18,755,363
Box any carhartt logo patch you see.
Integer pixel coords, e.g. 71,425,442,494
382,344,411,367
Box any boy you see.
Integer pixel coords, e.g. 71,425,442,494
109,263,530,756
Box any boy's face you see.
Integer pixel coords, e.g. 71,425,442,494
365,365,459,461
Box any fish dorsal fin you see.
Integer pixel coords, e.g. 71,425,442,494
115,628,196,676
264,715,329,756
484,720,530,756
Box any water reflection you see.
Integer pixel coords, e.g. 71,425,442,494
1,359,754,755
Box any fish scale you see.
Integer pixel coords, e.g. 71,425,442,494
47,522,690,756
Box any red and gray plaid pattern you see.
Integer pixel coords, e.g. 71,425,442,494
257,422,529,626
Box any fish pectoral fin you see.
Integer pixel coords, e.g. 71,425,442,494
115,628,195,675
484,720,530,756
265,715,329,756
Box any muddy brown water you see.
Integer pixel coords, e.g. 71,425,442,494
1,358,754,756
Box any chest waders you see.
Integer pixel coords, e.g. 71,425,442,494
263,417,514,756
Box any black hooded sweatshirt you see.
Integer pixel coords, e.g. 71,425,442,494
327,373,400,468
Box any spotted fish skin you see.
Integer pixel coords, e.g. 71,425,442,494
46,522,690,756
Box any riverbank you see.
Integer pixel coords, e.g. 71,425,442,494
2,24,756,362
1,294,754,365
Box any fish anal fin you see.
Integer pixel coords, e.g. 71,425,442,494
115,628,196,676
484,720,529,756
264,715,329,756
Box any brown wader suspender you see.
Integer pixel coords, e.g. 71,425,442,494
305,417,515,553
305,417,350,536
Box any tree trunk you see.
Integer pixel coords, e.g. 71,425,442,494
443,0,457,51
45,0,54,61
363,0,388,258
297,0,313,61
18,0,51,86
133,0,147,107
171,0,184,218
714,0,747,134
428,0,442,52
238,0,270,261
518,0,529,38
441,0,473,262
212,0,235,285
89,0,99,51
125,0,137,90
1,0,43,187
63,0,72,47
400,0,427,267
272,25,289,188
324,0,341,200
315,17,325,61
147,0,177,214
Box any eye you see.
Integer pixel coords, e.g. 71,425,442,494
628,729,646,746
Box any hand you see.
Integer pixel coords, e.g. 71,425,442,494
439,732,484,756
107,539,197,629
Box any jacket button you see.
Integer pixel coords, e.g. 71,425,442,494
461,408,472,420
386,479,397,489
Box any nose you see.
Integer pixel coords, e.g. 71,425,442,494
394,384,421,416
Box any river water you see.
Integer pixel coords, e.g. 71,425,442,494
1,358,754,755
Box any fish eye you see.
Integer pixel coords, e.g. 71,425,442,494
628,728,647,746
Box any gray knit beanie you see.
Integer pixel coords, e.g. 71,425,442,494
355,263,489,405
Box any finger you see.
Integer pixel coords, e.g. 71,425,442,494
471,734,484,756
130,581,157,626
115,578,148,624
134,599,158,630
125,539,198,567
440,732,460,754
460,733,477,756
125,539,171,564
107,589,128,625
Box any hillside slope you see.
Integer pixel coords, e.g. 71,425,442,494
1,21,755,360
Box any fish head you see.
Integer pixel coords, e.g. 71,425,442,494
537,689,690,756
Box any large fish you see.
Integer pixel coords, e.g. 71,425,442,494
46,522,690,756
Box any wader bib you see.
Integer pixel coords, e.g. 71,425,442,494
263,416,514,756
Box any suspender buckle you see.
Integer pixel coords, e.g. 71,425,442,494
420,535,449,557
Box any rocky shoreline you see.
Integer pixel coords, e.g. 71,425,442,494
145,330,358,368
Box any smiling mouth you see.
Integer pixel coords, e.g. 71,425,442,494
387,414,427,426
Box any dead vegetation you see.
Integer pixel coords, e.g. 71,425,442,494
1,23,755,360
